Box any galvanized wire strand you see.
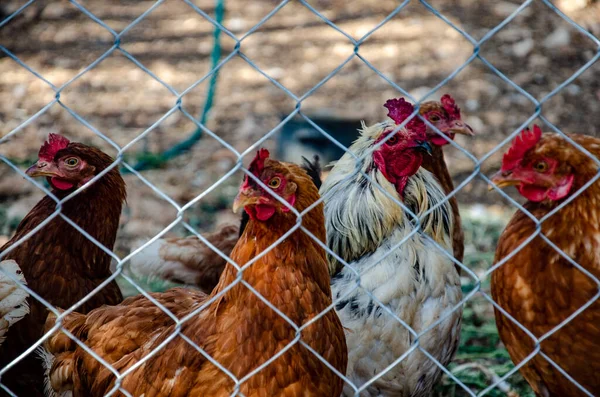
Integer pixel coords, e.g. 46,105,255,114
1,0,600,395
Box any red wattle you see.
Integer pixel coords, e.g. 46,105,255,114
51,177,74,190
519,184,548,202
255,204,276,221
281,194,296,212
430,136,450,146
244,205,257,220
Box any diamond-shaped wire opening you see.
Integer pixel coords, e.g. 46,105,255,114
237,2,359,98
481,2,599,97
118,1,237,94
60,56,178,146
357,5,472,89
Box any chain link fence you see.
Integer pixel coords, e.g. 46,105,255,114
0,0,599,396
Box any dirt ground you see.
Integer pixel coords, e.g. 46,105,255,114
0,1,599,396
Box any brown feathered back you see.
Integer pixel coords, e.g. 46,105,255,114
0,142,125,396
492,133,600,396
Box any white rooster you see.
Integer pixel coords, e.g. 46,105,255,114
320,98,462,396
0,260,29,347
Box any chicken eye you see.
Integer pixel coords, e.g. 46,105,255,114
533,161,548,173
385,134,398,145
268,177,281,189
64,157,79,167
428,114,440,122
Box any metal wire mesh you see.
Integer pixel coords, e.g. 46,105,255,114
0,0,599,396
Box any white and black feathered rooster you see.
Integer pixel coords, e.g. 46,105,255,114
0,260,29,348
320,98,462,396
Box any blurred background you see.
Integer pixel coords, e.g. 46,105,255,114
0,0,599,396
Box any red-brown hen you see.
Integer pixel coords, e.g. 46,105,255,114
0,134,125,396
491,126,600,397
43,150,347,397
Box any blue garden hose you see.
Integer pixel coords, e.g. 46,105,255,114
124,0,225,173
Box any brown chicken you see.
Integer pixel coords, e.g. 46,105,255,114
43,149,347,396
129,94,473,289
491,126,600,396
415,94,475,266
0,134,125,396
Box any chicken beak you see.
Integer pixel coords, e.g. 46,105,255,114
25,160,59,178
449,120,475,137
232,190,261,214
414,140,433,156
488,170,520,191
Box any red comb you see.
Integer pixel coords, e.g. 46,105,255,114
384,98,426,139
38,133,70,162
501,125,542,171
249,148,269,175
242,148,270,189
384,98,413,125
440,94,461,120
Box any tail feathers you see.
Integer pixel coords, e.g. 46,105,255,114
38,347,74,397
128,239,206,289
0,260,29,347
41,309,87,397
301,155,322,189
44,310,87,355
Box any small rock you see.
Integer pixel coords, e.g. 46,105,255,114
41,3,69,19
265,67,285,80
565,84,581,96
410,86,433,101
466,99,480,112
556,0,591,12
543,27,571,49
508,93,531,106
12,85,26,99
496,28,531,42
512,38,534,57
227,18,247,32
529,54,549,68
485,111,505,127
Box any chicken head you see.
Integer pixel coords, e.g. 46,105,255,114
233,148,299,221
374,97,432,195
418,94,475,146
26,133,104,191
491,125,584,202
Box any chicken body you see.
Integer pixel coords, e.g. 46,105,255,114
0,138,125,396
0,260,29,348
417,96,475,267
43,154,347,397
492,132,600,396
422,143,464,265
321,120,462,396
